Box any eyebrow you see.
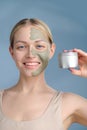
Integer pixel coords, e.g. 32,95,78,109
35,39,47,43
15,39,47,44
15,40,27,44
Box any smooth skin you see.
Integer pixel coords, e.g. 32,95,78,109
2,25,87,130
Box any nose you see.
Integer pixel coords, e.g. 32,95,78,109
26,46,35,58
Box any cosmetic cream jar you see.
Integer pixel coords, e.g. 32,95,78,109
58,52,78,69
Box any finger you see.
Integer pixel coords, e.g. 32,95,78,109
69,68,81,76
78,59,85,65
73,48,87,56
63,49,68,52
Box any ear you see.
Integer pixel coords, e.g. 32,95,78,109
49,43,56,59
9,46,14,59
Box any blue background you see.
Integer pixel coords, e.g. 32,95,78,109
0,0,87,129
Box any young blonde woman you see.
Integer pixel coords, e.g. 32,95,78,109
0,18,87,130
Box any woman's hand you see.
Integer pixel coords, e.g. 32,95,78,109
69,48,87,78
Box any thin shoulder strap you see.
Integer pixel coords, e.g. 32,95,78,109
52,91,63,103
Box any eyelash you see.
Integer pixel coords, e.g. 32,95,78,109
36,45,44,49
17,45,26,49
16,44,45,51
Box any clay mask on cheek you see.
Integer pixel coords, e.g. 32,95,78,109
31,48,50,76
30,28,48,42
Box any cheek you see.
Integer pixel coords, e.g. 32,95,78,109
13,52,24,62
32,48,50,61
38,50,50,63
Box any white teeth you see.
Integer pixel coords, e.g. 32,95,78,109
25,62,38,66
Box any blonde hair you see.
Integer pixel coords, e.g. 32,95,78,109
10,18,53,48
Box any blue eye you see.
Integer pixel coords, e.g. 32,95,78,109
37,45,42,47
17,45,25,49
36,45,44,49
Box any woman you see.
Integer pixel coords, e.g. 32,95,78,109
0,18,87,130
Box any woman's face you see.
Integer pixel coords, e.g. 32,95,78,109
10,25,55,77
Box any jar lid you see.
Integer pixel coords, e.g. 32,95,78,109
59,52,78,56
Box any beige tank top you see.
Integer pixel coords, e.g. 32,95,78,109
0,90,64,130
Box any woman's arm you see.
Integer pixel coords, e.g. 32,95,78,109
62,49,87,128
62,92,87,128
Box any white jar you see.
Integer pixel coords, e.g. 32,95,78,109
58,52,78,69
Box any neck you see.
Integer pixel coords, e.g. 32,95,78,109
15,72,47,94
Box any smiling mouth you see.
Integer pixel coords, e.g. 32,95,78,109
23,62,41,69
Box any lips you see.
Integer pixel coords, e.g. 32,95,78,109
23,61,40,69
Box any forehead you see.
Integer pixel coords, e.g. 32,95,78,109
14,25,48,41
30,27,47,41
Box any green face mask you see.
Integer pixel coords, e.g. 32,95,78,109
30,28,48,42
31,48,50,76
29,27,50,76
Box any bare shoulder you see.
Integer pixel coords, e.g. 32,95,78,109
62,92,87,120
62,92,87,110
62,92,87,106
